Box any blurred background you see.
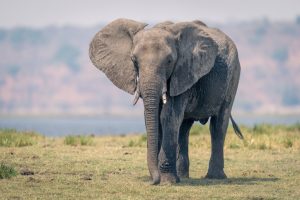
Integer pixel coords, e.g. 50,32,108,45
0,0,300,135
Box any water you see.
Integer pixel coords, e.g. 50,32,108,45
0,116,146,137
0,114,299,136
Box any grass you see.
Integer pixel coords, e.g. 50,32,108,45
0,128,43,147
0,124,299,199
64,135,94,146
0,163,18,179
126,133,147,147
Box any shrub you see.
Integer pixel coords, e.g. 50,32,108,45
252,124,274,135
127,140,135,147
283,138,293,148
0,163,18,179
229,143,240,149
64,135,94,146
258,143,267,150
126,134,147,147
0,129,41,147
139,134,147,142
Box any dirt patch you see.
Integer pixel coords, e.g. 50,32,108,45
82,174,93,180
20,168,34,176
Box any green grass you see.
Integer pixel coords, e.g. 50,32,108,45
251,123,300,134
0,125,299,199
126,134,147,147
0,163,18,179
0,128,42,147
64,135,94,146
189,123,209,135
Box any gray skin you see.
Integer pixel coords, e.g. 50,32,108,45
89,19,243,185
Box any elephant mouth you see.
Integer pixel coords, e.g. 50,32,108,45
133,79,168,105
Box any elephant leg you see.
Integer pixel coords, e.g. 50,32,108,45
205,104,230,179
176,119,194,178
159,97,185,184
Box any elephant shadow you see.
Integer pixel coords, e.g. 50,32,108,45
178,177,279,186
138,176,279,186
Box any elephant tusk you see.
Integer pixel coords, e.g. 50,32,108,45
162,93,167,104
162,81,167,104
133,90,140,105
133,77,140,106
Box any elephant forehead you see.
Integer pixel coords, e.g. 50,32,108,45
132,30,175,63
136,41,169,52
134,42,172,58
133,43,172,62
135,29,173,44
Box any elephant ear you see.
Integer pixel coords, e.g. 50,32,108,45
89,18,147,95
169,22,218,96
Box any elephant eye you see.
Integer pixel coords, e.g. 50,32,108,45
166,55,173,65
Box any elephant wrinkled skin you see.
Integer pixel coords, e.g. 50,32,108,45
89,19,243,185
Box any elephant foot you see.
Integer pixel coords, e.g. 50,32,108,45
150,171,160,185
205,169,227,179
176,155,189,179
177,171,189,179
160,173,180,185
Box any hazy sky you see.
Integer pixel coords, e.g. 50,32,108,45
1,0,300,28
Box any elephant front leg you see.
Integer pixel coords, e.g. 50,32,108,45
176,119,194,178
205,107,230,179
159,99,184,184
159,120,180,184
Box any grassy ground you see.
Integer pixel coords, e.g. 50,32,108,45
0,124,300,200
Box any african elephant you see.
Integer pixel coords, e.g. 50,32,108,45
89,19,243,185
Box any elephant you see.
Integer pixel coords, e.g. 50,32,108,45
89,18,243,185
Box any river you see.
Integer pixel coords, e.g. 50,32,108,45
0,114,299,136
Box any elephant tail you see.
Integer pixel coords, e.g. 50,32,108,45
230,115,244,139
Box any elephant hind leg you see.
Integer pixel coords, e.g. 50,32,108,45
205,104,230,179
176,119,194,179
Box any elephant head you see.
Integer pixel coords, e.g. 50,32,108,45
89,19,218,184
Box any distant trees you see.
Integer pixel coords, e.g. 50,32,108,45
1,20,300,115
271,47,298,106
54,44,81,73
272,47,289,63
0,30,6,41
296,15,300,25
7,65,20,77
9,28,45,46
282,84,300,106
248,18,269,44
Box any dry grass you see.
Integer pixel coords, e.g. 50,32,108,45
0,124,299,199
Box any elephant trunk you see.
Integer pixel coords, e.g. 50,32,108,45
141,80,162,185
